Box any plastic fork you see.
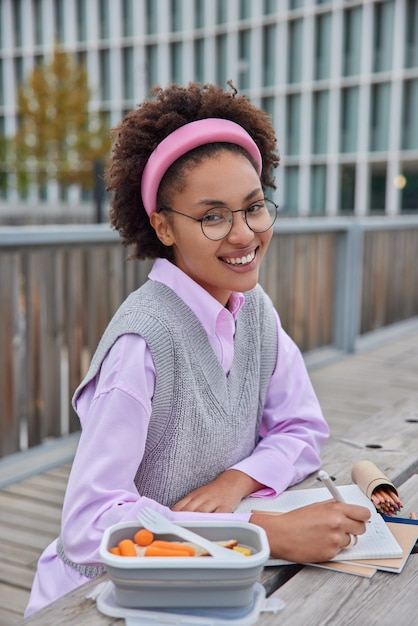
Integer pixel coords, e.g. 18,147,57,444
137,507,244,560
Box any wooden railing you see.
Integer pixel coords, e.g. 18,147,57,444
1,216,418,457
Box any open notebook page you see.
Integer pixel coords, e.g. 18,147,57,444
236,484,402,561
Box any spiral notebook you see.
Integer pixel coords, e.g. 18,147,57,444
236,484,403,562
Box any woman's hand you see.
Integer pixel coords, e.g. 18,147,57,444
250,500,371,563
172,469,264,513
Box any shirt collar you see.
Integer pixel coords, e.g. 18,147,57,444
148,258,245,332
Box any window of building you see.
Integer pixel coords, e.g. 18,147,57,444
311,164,327,215
312,90,329,154
370,82,391,152
315,12,331,80
146,45,158,91
369,164,387,212
239,0,252,20
146,0,158,35
262,24,276,87
261,96,275,126
54,0,65,43
0,149,6,197
34,0,43,45
12,0,23,48
402,79,418,150
263,0,278,15
122,47,134,100
18,181,29,201
343,5,362,76
216,0,228,24
81,186,92,201
288,19,303,84
238,29,251,90
76,0,87,42
194,0,205,29
216,35,227,87
170,42,183,84
289,0,304,9
99,49,111,101
14,57,24,86
37,182,46,201
373,0,394,73
194,38,205,83
59,183,68,203
0,60,3,106
340,86,359,153
339,164,356,213
98,0,110,40
0,119,7,197
122,0,133,37
171,0,182,32
285,166,299,216
400,165,418,212
286,93,301,156
405,0,418,68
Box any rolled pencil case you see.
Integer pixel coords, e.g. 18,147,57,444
351,460,398,500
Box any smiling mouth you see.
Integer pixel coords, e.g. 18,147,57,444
222,250,256,266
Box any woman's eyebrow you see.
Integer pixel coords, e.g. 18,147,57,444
193,189,263,209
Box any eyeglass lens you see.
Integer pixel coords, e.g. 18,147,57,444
201,199,277,240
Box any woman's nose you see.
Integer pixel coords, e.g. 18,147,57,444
227,210,253,241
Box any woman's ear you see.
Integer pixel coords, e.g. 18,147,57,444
149,212,175,247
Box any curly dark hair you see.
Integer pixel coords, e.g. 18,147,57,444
106,82,280,260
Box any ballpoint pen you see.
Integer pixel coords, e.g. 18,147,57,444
318,470,346,503
318,471,359,547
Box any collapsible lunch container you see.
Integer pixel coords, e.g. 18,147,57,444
99,520,270,609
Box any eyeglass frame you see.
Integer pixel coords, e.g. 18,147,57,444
158,197,278,241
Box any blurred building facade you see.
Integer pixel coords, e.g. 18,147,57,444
0,0,417,216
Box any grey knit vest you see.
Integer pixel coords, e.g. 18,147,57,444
75,280,278,505
59,280,277,577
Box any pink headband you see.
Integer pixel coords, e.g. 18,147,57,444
141,118,262,216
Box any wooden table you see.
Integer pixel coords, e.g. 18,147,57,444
257,474,418,626
18,395,418,625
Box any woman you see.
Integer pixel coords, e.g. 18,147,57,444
25,82,369,617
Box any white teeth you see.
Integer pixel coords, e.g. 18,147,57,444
224,251,255,265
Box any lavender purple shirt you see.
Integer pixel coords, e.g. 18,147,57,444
25,258,329,616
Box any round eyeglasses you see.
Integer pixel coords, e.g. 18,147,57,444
159,198,278,241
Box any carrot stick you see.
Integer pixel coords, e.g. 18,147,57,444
144,546,192,557
109,546,121,556
150,540,195,556
118,539,138,556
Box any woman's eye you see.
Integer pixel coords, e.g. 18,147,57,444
247,202,264,214
202,211,227,224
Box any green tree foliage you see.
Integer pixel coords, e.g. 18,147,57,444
14,47,110,191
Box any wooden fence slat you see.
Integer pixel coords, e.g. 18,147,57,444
0,254,20,456
24,252,43,448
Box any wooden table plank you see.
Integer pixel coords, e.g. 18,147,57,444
309,328,418,435
0,540,42,569
0,491,63,521
293,394,418,490
0,508,62,536
0,582,29,622
17,475,418,626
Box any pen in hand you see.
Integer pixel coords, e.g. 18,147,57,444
318,470,346,503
